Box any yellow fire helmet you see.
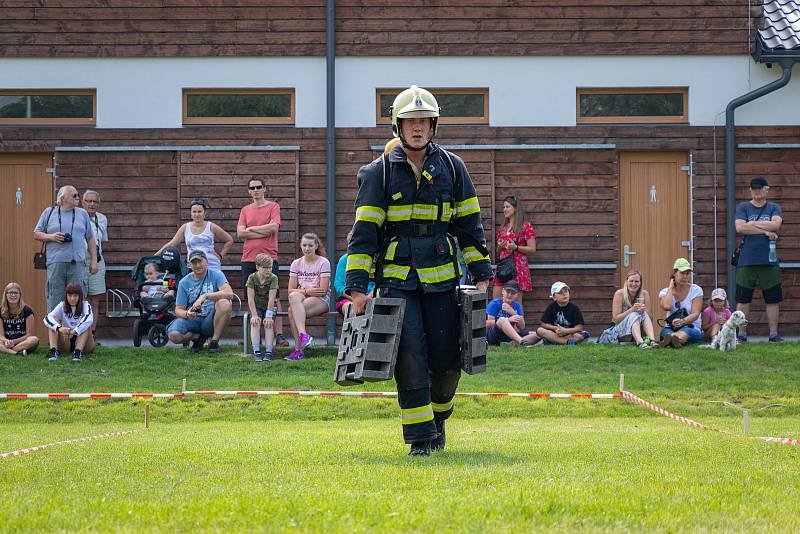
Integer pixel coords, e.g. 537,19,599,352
390,85,440,149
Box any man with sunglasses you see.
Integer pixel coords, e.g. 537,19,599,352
237,177,289,346
34,185,98,312
734,176,784,342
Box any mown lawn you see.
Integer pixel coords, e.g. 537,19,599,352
2,418,800,532
1,343,799,531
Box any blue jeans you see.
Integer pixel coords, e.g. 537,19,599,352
168,311,216,339
659,325,701,344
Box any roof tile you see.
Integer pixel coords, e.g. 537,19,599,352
759,0,800,50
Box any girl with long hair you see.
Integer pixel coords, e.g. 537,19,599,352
285,233,331,360
0,282,39,355
44,282,94,361
598,270,658,347
493,195,536,300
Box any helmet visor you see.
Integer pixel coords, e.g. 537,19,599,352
396,110,438,119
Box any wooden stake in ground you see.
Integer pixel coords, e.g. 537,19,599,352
619,373,625,393
144,404,150,429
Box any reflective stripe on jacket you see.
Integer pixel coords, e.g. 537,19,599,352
345,143,492,294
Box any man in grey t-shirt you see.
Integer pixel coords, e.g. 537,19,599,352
33,185,97,313
734,176,783,342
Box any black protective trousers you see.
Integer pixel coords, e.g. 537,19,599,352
382,285,462,444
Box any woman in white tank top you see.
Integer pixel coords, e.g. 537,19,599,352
155,199,233,271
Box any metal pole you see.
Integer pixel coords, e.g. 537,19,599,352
325,0,337,346
743,409,749,435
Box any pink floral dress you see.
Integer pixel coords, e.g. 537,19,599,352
493,221,536,291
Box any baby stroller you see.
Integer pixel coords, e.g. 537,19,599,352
130,247,188,347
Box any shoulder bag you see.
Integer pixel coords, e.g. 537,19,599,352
495,247,516,283
33,207,54,270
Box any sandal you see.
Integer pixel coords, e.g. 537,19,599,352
638,341,651,349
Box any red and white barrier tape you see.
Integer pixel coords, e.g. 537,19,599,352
622,390,799,447
0,393,185,399
0,391,620,399
621,390,721,432
1,429,141,459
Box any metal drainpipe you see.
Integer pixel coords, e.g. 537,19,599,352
325,0,336,345
724,63,793,306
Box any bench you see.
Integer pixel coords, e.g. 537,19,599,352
241,310,339,353
104,288,338,351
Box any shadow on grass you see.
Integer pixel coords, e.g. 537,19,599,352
354,449,521,467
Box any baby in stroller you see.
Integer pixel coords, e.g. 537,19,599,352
131,247,187,347
139,262,176,299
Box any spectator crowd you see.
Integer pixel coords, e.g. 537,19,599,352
0,175,785,362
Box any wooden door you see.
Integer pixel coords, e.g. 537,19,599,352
619,152,690,322
0,154,54,341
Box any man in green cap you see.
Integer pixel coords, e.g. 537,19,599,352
345,85,493,456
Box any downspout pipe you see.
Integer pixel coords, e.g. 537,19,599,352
724,63,793,305
325,0,336,345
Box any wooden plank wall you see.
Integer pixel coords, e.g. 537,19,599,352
0,1,327,57
0,1,754,57
694,126,800,332
177,150,300,267
3,124,798,337
55,150,179,266
336,0,755,56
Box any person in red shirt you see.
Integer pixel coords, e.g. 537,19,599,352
237,178,288,347
492,196,536,301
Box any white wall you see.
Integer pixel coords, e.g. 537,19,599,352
0,57,327,128
337,56,800,128
1,56,799,129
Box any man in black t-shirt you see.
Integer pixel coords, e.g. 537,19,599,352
536,282,590,345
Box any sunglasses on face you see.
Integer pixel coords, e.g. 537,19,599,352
248,185,264,191
71,194,80,198
6,291,20,296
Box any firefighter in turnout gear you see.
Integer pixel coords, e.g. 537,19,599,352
346,86,492,456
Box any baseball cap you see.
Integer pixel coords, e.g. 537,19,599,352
550,281,569,297
711,288,727,301
750,176,768,189
188,250,207,262
503,280,520,293
673,258,691,272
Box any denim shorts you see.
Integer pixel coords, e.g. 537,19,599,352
659,325,701,343
168,311,216,338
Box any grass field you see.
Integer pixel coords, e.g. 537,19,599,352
2,343,799,532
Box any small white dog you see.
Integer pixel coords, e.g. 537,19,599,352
711,310,748,352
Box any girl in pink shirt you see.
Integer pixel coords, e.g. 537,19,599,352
286,233,331,360
701,288,732,341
